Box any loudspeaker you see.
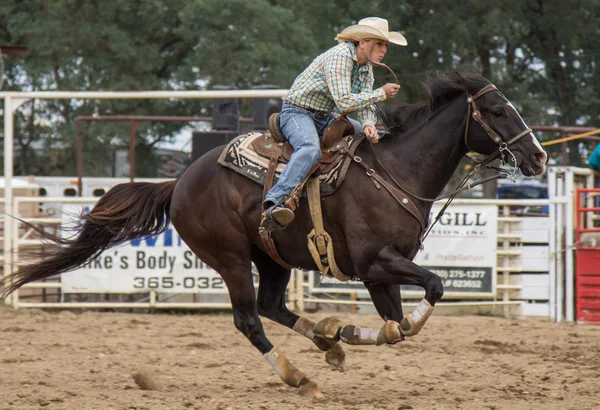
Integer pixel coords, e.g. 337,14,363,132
252,97,283,130
212,99,239,130
212,85,239,130
192,132,237,161
251,85,282,130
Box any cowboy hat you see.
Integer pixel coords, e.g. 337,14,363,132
335,17,407,46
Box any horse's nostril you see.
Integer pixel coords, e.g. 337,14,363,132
533,152,548,165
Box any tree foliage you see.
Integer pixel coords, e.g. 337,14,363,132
0,0,598,176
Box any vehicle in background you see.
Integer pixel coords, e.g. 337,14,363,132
497,182,549,214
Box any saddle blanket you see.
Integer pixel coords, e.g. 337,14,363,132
217,131,361,196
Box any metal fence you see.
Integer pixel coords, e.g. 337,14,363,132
0,196,561,319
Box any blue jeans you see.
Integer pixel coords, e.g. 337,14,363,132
265,104,362,205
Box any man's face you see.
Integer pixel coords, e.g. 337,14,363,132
361,39,389,63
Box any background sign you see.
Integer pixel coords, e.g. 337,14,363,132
61,204,497,297
413,204,498,295
310,204,498,297
60,205,229,294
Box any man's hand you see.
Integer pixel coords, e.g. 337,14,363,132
383,83,400,99
364,125,379,143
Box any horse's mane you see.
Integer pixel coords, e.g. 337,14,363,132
375,73,491,133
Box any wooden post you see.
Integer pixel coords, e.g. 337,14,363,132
287,269,297,311
295,269,304,313
129,121,139,182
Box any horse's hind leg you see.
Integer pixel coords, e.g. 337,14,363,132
184,242,323,398
252,246,345,371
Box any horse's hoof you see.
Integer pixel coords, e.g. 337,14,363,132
298,381,324,399
325,344,346,372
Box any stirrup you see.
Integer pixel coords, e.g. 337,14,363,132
260,204,295,233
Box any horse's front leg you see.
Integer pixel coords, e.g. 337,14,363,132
313,245,443,346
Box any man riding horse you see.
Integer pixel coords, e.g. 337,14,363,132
260,17,405,233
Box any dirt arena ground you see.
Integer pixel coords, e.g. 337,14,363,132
0,307,599,410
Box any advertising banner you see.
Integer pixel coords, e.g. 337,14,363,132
310,204,498,298
60,204,229,294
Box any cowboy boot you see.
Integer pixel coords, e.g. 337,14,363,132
260,201,295,233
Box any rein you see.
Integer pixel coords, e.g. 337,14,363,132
367,82,533,246
371,61,400,85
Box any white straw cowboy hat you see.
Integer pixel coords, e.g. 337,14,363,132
335,17,407,46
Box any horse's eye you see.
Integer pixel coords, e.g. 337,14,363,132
494,110,503,117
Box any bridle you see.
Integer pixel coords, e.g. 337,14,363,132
357,80,536,247
411,83,535,244
372,82,534,202
371,66,533,167
464,84,533,169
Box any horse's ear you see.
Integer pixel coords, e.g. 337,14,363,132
455,72,466,84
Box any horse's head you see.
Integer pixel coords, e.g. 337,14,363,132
458,73,548,177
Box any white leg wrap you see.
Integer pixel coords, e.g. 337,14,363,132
400,298,434,337
264,346,306,387
339,320,403,346
413,299,432,322
292,317,316,340
359,327,380,343
339,325,378,345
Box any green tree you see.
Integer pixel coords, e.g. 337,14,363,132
2,0,600,175
0,0,202,176
178,0,318,88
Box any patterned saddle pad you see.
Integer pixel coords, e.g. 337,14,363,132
217,131,364,196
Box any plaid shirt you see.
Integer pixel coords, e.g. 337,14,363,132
285,42,386,128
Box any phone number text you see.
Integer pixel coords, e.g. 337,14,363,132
132,276,224,290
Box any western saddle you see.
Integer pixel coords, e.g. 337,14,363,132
255,112,355,170
255,112,357,281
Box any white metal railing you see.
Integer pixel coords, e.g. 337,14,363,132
7,195,273,310
0,90,288,99
3,196,562,316
2,90,289,298
547,167,594,322
293,199,559,318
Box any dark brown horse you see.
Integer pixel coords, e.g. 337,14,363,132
1,73,547,398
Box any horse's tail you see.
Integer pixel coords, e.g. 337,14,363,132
0,180,177,299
